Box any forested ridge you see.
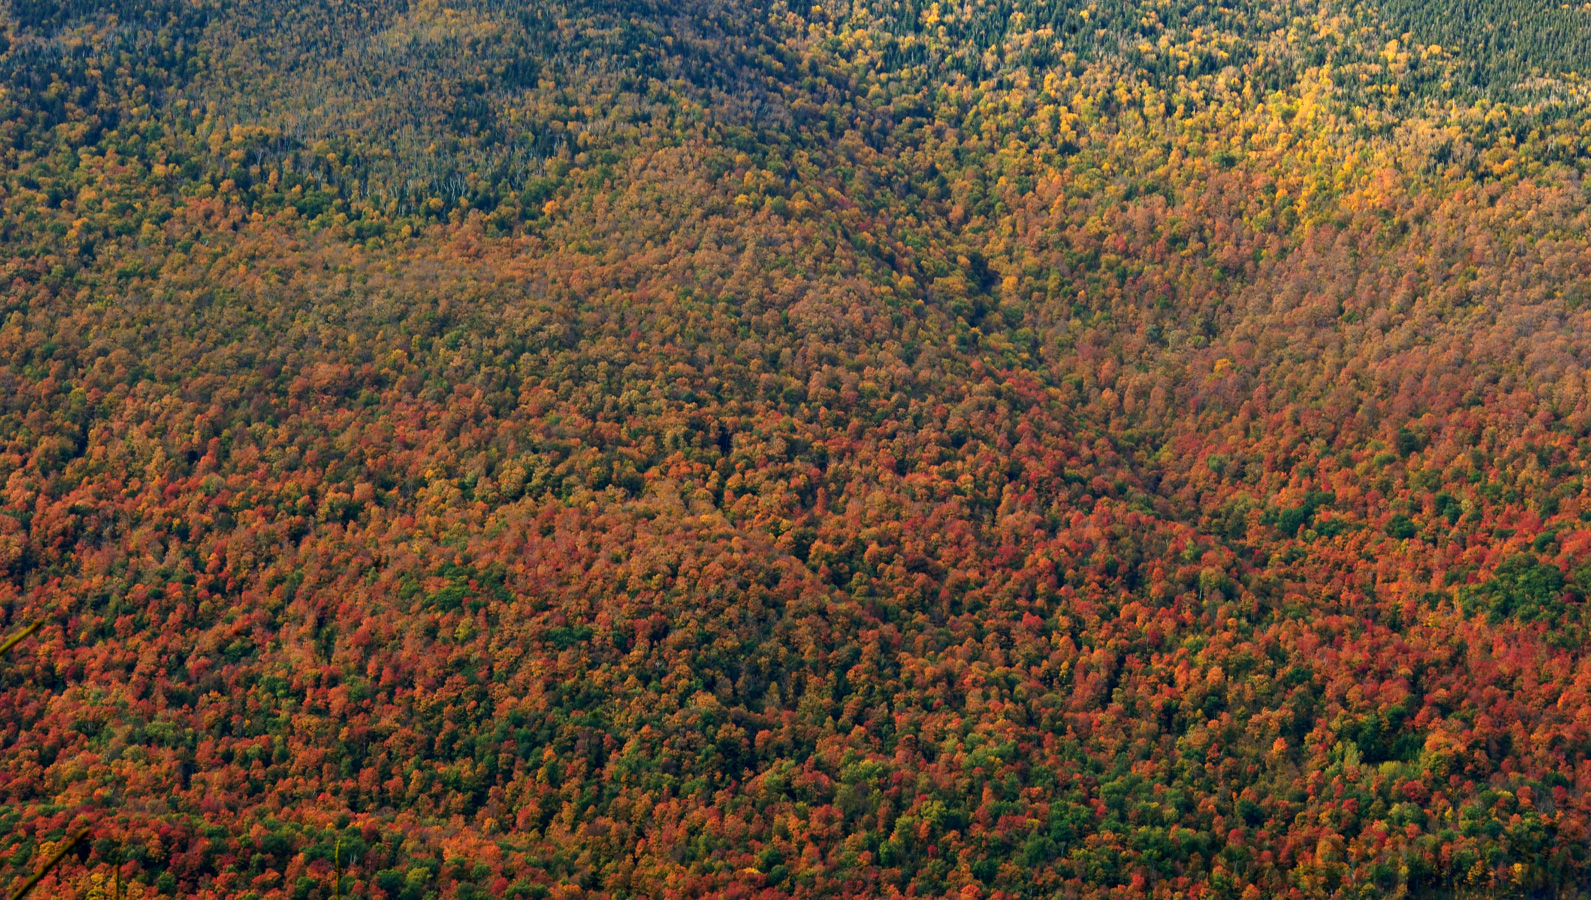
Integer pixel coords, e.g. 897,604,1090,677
3,0,1591,898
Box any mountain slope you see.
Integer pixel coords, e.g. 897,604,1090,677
1,1,1591,898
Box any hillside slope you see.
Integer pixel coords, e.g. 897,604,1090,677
3,1,1591,898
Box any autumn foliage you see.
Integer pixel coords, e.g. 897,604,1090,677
4,0,1591,898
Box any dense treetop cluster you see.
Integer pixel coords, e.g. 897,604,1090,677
4,0,1591,898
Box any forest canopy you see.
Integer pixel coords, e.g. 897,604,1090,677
3,0,1591,898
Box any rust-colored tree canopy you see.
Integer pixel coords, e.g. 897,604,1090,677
3,0,1591,897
